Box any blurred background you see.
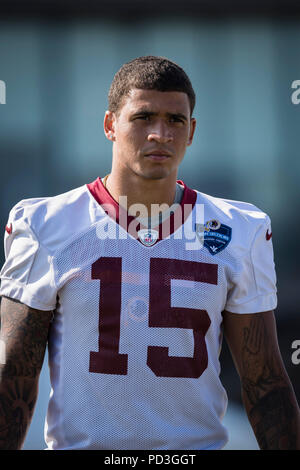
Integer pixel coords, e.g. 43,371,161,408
0,0,299,450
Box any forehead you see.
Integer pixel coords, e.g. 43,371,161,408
119,88,191,115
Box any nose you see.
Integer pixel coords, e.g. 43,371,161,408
147,121,173,143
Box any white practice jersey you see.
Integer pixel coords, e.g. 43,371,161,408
0,178,277,450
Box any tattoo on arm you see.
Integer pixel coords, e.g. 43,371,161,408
241,316,298,449
0,298,53,449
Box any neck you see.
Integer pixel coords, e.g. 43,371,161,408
105,170,178,218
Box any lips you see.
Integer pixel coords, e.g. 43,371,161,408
145,155,169,161
144,149,172,160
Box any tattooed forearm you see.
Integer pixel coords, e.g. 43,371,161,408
241,316,283,404
0,297,53,449
0,377,38,449
241,316,300,450
247,386,298,450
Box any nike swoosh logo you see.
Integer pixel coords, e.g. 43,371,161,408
5,223,12,235
266,229,272,241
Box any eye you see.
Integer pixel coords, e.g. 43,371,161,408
135,114,151,121
169,116,185,124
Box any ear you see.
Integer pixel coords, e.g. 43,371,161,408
187,117,196,146
104,111,116,142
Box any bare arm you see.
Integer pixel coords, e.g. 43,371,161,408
0,296,53,450
222,310,300,450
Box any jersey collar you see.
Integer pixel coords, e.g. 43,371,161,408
87,177,197,246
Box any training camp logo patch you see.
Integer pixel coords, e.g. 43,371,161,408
198,219,232,255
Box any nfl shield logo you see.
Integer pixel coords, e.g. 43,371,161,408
138,229,159,246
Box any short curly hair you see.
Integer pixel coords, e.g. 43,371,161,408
108,56,195,116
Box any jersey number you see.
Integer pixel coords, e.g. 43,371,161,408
89,257,217,378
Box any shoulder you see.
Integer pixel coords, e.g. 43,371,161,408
7,184,95,254
195,189,270,227
192,189,272,253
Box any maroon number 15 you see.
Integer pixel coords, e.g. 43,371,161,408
89,257,217,378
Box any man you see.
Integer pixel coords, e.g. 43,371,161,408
0,56,299,450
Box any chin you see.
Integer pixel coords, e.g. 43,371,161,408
140,169,171,180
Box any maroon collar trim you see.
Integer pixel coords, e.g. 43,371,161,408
87,177,197,245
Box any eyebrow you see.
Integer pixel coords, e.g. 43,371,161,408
130,109,188,122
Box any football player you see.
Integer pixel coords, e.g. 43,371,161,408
0,56,299,450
